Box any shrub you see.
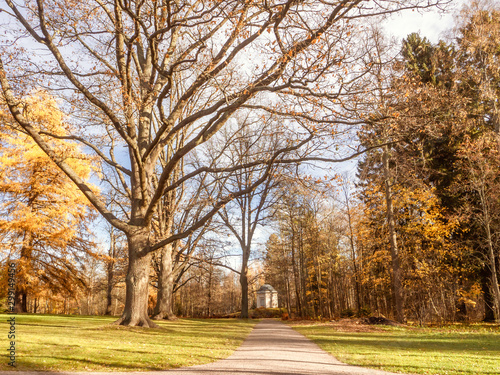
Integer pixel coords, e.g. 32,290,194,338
358,306,372,317
250,308,287,318
340,308,356,318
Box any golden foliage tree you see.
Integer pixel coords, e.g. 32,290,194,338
0,92,97,312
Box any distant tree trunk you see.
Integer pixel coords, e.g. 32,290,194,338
299,230,308,316
285,277,291,312
153,243,177,320
15,234,32,313
482,268,497,322
105,269,114,315
14,291,27,314
383,145,405,323
284,244,292,313
480,187,500,323
207,267,213,317
290,230,303,317
240,246,250,319
316,258,324,317
14,270,28,313
114,229,157,327
105,229,116,315
343,184,361,313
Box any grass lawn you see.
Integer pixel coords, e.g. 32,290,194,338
292,320,500,375
0,314,256,371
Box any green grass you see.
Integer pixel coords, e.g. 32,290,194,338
0,314,256,371
292,321,500,375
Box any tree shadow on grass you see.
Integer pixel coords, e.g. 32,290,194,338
17,355,164,371
308,331,500,353
17,352,222,372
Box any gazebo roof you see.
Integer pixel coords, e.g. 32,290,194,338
257,283,277,292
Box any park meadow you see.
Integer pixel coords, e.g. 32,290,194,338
0,314,498,374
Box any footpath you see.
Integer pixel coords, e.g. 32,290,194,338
165,319,403,375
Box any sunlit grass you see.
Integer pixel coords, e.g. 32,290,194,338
293,321,500,375
0,314,256,371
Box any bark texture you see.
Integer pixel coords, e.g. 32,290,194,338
114,230,158,327
153,243,177,320
240,269,249,319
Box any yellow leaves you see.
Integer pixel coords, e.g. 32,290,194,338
0,91,98,255
23,91,65,135
357,174,465,297
3,91,96,182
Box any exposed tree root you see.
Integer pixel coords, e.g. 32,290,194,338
152,313,178,321
113,315,160,328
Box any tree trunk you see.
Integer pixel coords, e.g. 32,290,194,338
291,238,303,317
240,266,249,319
114,229,158,327
105,228,116,315
485,236,500,323
345,195,361,314
14,291,27,313
15,233,32,313
283,243,292,313
105,262,114,315
481,266,496,322
481,191,500,323
299,231,308,316
153,243,177,320
383,145,405,323
207,266,213,317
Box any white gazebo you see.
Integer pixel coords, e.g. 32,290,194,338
256,284,278,308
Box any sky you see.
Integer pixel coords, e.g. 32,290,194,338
384,0,467,43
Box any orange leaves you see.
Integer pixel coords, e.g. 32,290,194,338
0,92,97,242
0,91,99,300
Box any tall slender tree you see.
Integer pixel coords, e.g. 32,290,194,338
217,119,285,318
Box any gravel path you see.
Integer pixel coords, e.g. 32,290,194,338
163,319,403,375
3,319,405,375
